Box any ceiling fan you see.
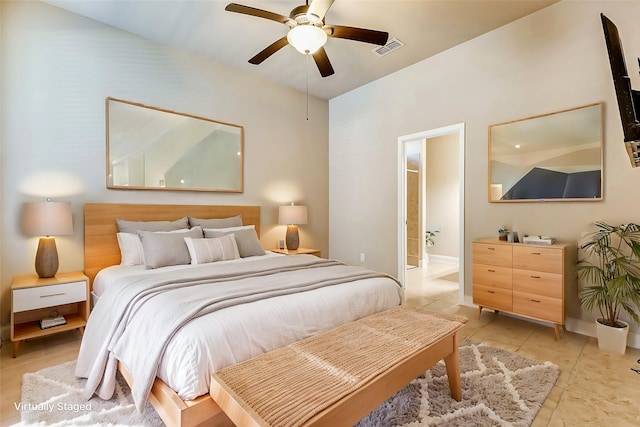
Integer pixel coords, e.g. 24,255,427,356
225,0,389,77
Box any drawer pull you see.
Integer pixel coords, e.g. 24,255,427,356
530,299,541,303
40,293,66,298
530,275,541,279
530,252,541,255
488,290,495,294
487,269,496,272
487,247,495,251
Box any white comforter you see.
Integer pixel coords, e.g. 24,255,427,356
79,254,402,407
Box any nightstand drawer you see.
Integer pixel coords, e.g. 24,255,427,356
13,281,86,312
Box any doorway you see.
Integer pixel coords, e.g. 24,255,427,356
397,124,465,303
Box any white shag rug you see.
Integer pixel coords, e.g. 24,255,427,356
19,341,559,426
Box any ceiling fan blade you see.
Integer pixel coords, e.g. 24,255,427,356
225,3,291,25
312,47,335,77
325,25,389,46
249,36,289,65
308,0,335,21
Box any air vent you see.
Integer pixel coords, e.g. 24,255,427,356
371,38,404,57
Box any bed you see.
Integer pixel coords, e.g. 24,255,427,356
78,203,403,427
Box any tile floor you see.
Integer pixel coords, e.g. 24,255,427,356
405,261,640,427
1,262,639,426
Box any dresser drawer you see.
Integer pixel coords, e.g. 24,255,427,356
473,284,512,311
472,243,512,267
513,291,563,323
513,246,563,273
512,269,563,298
473,263,512,289
12,281,87,312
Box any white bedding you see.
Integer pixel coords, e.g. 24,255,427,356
88,254,403,402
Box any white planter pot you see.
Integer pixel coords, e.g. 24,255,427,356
595,318,629,354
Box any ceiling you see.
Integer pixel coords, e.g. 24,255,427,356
44,0,559,100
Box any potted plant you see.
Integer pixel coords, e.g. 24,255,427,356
424,229,439,264
498,227,509,241
577,221,640,354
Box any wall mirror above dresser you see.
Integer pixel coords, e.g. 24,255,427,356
489,103,603,202
106,97,244,192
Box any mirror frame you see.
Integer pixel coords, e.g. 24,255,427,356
106,97,244,193
488,103,603,203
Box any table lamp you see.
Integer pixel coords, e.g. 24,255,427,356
278,204,308,250
22,200,73,278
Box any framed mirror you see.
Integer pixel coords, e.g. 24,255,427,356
489,103,603,202
106,97,243,192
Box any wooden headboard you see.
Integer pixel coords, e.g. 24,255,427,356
84,203,261,286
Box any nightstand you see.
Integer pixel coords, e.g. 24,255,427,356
11,271,89,358
270,248,321,257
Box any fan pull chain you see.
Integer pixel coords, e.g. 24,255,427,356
306,54,310,121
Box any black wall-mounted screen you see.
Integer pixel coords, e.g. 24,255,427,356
601,13,640,142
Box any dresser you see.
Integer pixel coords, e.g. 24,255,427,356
472,239,575,339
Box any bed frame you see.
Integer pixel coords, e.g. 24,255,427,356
84,203,261,427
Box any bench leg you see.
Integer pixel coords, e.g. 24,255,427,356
444,334,462,401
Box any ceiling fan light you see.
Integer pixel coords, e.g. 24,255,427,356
287,25,327,55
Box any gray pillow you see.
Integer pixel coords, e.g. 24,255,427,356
204,226,265,258
188,215,242,229
138,226,204,269
117,217,188,233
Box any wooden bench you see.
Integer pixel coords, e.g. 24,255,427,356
210,306,467,427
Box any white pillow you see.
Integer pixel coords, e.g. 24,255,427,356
117,232,146,266
116,228,202,266
184,234,240,264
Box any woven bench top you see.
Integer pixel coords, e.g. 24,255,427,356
211,306,467,427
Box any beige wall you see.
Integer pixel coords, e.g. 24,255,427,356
329,1,640,337
425,134,459,260
0,1,329,326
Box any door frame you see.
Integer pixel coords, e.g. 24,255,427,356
397,123,465,303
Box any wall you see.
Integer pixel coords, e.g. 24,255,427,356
329,1,640,336
425,133,459,260
0,1,329,326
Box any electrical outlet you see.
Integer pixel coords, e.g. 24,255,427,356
360,253,365,262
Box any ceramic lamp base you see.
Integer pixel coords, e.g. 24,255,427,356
285,225,300,250
35,236,59,278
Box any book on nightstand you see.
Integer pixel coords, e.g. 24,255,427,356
40,315,66,329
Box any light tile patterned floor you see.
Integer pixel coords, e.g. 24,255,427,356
1,262,639,426
405,261,640,427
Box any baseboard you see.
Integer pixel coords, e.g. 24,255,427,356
425,255,459,265
565,317,640,350
460,297,640,350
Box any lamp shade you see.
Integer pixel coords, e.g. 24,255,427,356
279,205,308,225
287,25,327,54
22,201,73,237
